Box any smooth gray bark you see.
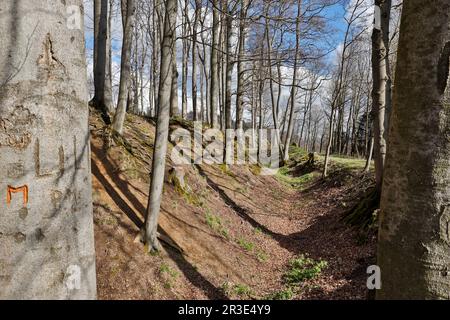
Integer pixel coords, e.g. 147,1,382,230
0,0,96,299
224,2,233,131
144,0,178,251
170,35,179,117
371,0,391,190
181,0,189,119
192,0,200,121
210,0,220,128
235,0,248,130
283,0,302,162
112,0,136,134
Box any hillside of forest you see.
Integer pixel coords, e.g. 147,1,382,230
90,109,376,300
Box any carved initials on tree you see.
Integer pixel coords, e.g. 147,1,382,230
6,185,29,206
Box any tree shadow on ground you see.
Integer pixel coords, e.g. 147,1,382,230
195,164,309,254
196,163,375,299
91,143,227,299
283,198,376,300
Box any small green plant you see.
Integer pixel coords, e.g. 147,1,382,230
146,246,160,256
267,287,295,300
160,263,180,279
221,281,232,295
218,163,233,176
205,211,229,238
235,186,248,194
233,284,252,297
256,250,268,262
98,214,118,227
254,227,263,235
183,191,204,207
278,166,290,176
276,169,319,189
237,237,255,251
159,263,179,290
284,254,328,285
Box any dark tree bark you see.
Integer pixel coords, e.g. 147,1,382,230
377,0,450,299
91,0,113,121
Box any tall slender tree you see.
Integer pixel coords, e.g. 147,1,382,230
192,0,201,121
91,0,113,122
283,0,302,162
112,0,136,134
210,0,220,128
144,0,178,251
235,0,249,129
170,34,179,117
371,0,392,190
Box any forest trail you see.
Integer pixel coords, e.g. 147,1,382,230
89,110,376,300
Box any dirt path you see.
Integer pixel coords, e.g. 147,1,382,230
90,113,376,300
199,163,376,299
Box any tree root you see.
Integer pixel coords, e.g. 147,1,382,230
89,99,111,125
110,130,134,155
135,229,184,254
342,187,380,230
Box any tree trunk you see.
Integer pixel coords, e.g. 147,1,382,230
377,0,450,299
181,0,189,119
192,0,201,121
92,0,112,119
200,62,205,121
224,2,233,131
371,0,391,190
144,0,178,252
364,136,373,172
322,106,335,178
105,0,114,112
112,0,136,134
0,0,96,299
151,0,162,116
170,35,179,117
264,14,283,161
283,0,302,161
210,0,220,128
235,0,248,129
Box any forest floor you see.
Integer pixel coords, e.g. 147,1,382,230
89,110,377,300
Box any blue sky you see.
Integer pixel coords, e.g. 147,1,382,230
84,0,351,67
83,0,360,114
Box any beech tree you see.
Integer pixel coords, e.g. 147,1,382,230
235,0,249,129
91,0,113,120
210,0,220,128
144,0,178,251
181,0,190,119
112,0,136,134
371,0,391,190
0,0,96,299
377,0,450,299
192,0,201,121
283,0,302,162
